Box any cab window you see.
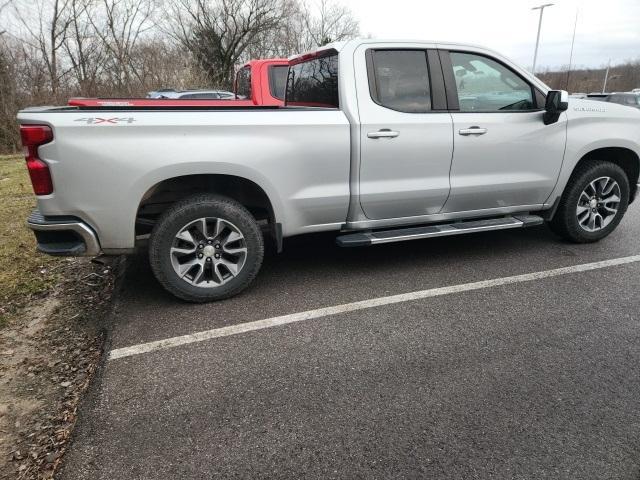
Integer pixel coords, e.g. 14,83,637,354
236,66,251,98
269,65,288,100
286,52,339,108
449,52,536,112
368,50,431,113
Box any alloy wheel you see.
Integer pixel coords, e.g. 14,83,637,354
169,217,248,287
576,176,621,232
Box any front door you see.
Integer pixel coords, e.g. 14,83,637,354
441,50,567,213
357,47,454,220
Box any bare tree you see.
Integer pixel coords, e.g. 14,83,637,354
538,60,640,93
300,0,359,49
13,0,73,94
135,37,202,91
167,0,289,89
0,38,20,150
246,0,359,61
88,0,157,94
63,0,105,95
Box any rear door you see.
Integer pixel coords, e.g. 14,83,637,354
440,49,567,213
356,46,454,220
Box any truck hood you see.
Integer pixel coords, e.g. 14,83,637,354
568,98,640,121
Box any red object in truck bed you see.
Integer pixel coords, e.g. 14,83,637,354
68,59,288,108
67,98,257,107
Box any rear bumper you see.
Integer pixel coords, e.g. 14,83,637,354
27,209,101,256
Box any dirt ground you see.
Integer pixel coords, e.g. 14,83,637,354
0,155,119,479
0,257,118,480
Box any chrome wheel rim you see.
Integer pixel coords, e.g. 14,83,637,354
576,176,621,232
170,217,247,288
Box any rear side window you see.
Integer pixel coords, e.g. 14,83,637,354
269,65,288,100
368,50,431,113
236,66,251,98
286,52,339,108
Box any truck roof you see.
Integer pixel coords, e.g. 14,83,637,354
288,38,547,94
288,38,494,62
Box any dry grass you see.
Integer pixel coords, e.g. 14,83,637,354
0,155,65,326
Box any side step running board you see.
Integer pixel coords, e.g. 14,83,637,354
336,215,544,247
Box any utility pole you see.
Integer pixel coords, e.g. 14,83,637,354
602,59,611,93
566,8,578,91
531,3,554,74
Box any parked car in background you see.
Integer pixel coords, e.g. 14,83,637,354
569,93,587,99
21,39,640,302
586,93,608,101
146,89,236,99
587,92,640,109
606,92,640,109
68,58,288,108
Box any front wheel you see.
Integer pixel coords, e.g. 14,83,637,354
149,194,264,302
548,160,630,243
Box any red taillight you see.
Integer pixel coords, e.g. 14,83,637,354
20,125,54,195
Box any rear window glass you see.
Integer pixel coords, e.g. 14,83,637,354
236,66,251,98
286,53,339,108
369,50,431,113
269,65,288,100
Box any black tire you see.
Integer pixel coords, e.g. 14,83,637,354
149,194,264,302
548,160,630,243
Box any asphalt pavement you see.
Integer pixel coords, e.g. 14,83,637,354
60,206,640,480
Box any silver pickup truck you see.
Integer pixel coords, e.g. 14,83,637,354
18,39,640,302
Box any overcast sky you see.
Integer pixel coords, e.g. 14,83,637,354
340,0,640,70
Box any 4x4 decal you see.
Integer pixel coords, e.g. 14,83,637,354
74,117,136,125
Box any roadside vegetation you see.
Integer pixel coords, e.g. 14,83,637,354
0,156,65,325
539,61,640,94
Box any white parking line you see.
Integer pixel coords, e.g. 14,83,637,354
108,254,640,361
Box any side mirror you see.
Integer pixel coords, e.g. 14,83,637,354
543,90,569,125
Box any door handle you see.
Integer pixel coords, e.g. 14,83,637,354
459,126,487,136
368,129,399,139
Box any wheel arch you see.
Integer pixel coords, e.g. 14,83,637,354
569,147,639,202
136,173,282,251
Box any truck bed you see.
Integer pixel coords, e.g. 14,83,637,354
22,104,282,113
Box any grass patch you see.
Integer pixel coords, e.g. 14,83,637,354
0,155,65,326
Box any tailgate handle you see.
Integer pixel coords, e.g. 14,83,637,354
368,129,399,139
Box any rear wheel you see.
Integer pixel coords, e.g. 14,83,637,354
548,161,629,243
149,194,264,302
